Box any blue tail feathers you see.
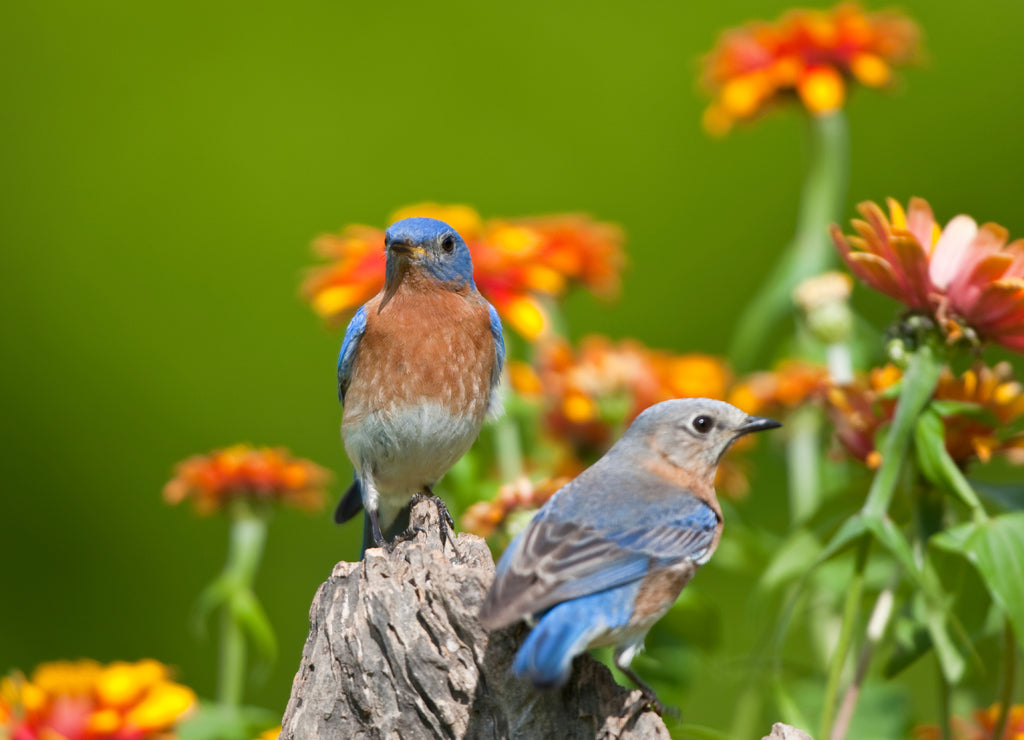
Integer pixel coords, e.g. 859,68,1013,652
512,584,639,688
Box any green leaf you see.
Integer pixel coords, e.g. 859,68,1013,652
862,346,943,518
817,514,867,565
862,516,966,682
231,590,278,664
974,481,1024,512
883,615,933,678
928,399,992,420
933,513,1024,643
913,409,988,520
191,576,235,639
176,703,278,740
756,529,823,596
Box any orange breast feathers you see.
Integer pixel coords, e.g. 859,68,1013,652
342,286,498,422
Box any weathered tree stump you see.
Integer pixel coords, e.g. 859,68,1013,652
761,723,814,740
280,500,671,739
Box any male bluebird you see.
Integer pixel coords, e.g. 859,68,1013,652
478,398,779,711
334,217,505,551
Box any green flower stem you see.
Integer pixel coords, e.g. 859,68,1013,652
938,673,952,740
729,111,848,371
820,535,870,740
493,412,524,483
992,619,1018,740
863,345,943,519
786,405,822,525
217,507,268,709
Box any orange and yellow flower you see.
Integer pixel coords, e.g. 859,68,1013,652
462,475,572,539
701,3,920,135
302,203,624,340
827,362,1024,469
1,659,195,740
915,702,1024,740
832,197,1024,353
513,336,733,457
729,360,832,419
164,444,331,515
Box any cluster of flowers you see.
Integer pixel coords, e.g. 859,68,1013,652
163,444,331,515
0,659,194,740
829,361,1024,469
701,3,919,134
832,197,1024,352
303,203,624,340
463,337,832,538
914,703,1024,740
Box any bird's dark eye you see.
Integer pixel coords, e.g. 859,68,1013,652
441,234,456,253
692,415,713,434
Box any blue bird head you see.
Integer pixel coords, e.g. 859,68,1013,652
380,217,475,312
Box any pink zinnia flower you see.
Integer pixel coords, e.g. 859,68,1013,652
831,197,1024,352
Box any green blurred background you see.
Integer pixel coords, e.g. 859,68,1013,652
2,0,1022,734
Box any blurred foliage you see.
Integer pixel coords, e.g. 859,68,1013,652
2,1,1024,739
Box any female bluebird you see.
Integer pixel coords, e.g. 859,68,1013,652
478,398,779,712
334,217,505,551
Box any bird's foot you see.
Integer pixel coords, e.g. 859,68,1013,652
619,666,678,719
411,491,463,562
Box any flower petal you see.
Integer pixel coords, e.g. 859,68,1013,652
906,197,937,251
929,215,979,289
845,253,906,302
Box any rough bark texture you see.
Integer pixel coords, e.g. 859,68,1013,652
280,500,670,740
761,723,814,740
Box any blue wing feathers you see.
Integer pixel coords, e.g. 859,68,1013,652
513,584,639,687
487,303,505,391
337,306,368,402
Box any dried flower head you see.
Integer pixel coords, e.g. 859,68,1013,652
832,197,1024,353
164,444,331,515
303,204,624,341
701,3,920,135
0,659,195,740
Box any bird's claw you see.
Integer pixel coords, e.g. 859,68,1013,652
411,491,462,562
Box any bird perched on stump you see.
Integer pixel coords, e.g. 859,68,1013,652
334,217,505,552
479,398,780,712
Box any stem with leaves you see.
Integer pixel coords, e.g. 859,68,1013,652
730,111,848,371
217,506,269,709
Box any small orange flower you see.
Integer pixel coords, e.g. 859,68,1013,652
828,362,1024,468
510,336,774,496
462,475,572,539
522,337,731,455
302,204,624,341
832,197,1024,353
701,3,920,135
164,444,331,515
915,702,1024,740
729,360,832,418
1,659,195,740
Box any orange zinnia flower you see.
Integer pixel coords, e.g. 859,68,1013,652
507,336,772,496
729,360,832,418
915,703,1024,740
701,3,920,135
832,197,1024,353
1,659,195,740
163,444,331,515
302,203,624,341
827,362,1024,469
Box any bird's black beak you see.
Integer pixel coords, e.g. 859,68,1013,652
737,415,782,436
386,238,414,256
